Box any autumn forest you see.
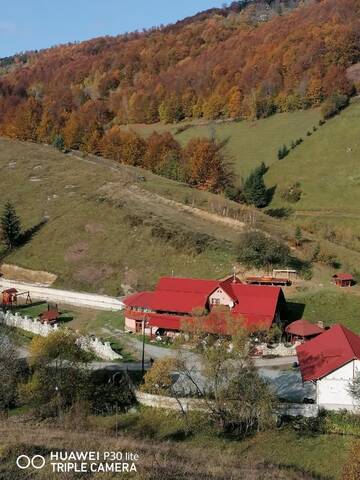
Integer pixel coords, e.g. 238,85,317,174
0,0,360,193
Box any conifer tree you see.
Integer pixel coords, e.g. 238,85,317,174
243,165,268,208
0,202,21,250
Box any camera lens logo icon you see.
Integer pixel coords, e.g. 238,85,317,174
16,455,46,470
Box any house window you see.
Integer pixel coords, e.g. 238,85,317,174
211,298,220,305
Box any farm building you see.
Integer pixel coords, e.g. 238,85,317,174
123,275,286,337
285,319,324,342
332,273,354,287
246,276,291,286
297,324,360,411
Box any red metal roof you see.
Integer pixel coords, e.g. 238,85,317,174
333,273,354,281
148,313,183,330
231,284,282,315
285,319,324,337
122,291,153,308
148,290,208,314
40,309,60,322
122,276,284,332
297,324,360,382
3,288,18,294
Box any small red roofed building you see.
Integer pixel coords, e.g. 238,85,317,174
285,319,324,342
332,273,354,287
39,308,60,325
297,324,360,411
123,275,286,337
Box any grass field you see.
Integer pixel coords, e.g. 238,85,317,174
2,103,360,306
129,109,321,177
287,288,360,333
0,138,244,294
0,410,352,479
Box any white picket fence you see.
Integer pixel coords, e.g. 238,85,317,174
0,310,122,361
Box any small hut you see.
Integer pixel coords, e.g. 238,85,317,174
332,273,354,288
285,319,324,343
39,308,60,325
1,288,18,308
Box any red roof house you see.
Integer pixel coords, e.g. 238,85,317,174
297,324,360,382
285,319,324,340
124,275,286,336
332,273,354,287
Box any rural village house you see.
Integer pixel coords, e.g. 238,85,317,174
123,275,286,337
297,324,360,411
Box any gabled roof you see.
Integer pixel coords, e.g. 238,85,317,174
122,276,284,331
148,313,183,330
231,284,282,316
285,319,324,337
122,291,153,308
148,290,208,314
40,309,60,322
297,324,360,382
333,273,353,281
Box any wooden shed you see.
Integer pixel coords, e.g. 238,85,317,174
332,273,354,287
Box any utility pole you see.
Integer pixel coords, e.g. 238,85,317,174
141,315,146,378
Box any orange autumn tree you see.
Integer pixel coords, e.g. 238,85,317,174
100,127,146,166
184,138,234,193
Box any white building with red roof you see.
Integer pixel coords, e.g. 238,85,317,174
122,275,286,336
297,324,360,411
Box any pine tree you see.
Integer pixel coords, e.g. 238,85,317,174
277,144,289,160
243,165,268,208
52,134,65,151
1,202,21,250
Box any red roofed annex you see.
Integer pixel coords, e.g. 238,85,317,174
123,275,286,337
296,324,360,411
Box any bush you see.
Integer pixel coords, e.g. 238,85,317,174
150,222,223,254
321,93,349,119
280,182,302,203
237,230,292,269
313,246,340,268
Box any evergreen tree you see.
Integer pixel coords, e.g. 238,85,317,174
277,144,289,160
1,202,21,250
243,165,268,208
52,134,65,151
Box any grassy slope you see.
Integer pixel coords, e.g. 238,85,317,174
129,109,321,177
266,100,360,213
2,105,360,328
0,138,243,295
0,413,352,480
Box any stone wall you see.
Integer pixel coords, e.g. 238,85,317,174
135,391,319,417
0,310,122,361
135,391,206,412
255,342,298,357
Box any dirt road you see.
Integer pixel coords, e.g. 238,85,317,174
0,278,124,311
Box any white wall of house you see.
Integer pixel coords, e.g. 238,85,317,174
316,360,360,411
125,316,137,332
208,288,234,308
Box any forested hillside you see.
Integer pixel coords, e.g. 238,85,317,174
0,0,359,139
